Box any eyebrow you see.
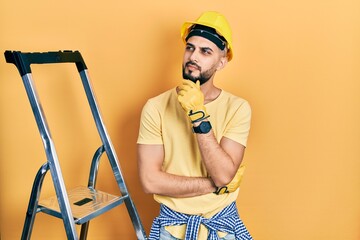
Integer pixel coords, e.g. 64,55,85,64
186,42,214,53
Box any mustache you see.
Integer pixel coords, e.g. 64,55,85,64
185,61,201,70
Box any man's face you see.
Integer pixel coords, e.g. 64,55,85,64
182,36,227,85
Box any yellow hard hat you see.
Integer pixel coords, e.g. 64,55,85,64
181,11,233,61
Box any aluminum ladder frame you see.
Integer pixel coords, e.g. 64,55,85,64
4,50,147,240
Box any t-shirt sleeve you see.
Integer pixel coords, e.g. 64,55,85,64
137,100,163,144
224,100,251,147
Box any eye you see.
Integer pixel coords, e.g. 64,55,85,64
201,48,212,55
185,45,194,52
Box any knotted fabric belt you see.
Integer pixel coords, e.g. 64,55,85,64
148,201,252,240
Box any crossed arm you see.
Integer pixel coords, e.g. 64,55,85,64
137,132,245,198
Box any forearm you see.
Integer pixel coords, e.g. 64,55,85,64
195,130,236,186
137,144,216,198
140,169,216,198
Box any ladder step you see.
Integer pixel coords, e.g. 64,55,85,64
38,186,126,225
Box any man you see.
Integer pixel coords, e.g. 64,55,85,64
137,11,252,240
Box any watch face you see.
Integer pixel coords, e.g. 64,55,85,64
199,121,211,133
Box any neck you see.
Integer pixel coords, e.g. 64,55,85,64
200,80,221,104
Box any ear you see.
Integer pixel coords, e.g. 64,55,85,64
216,56,228,71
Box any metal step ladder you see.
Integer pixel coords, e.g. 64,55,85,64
4,50,148,240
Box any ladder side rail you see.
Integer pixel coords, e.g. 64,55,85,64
80,145,105,240
78,70,129,194
123,198,148,240
21,73,79,240
79,70,148,240
22,162,49,240
87,145,105,189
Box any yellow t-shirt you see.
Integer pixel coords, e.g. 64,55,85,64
137,88,251,239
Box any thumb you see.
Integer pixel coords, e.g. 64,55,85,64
196,80,201,89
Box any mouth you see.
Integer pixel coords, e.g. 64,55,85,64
186,62,200,71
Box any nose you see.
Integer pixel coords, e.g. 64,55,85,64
189,49,199,62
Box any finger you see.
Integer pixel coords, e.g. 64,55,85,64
196,80,201,89
178,84,192,92
182,80,197,88
177,89,186,97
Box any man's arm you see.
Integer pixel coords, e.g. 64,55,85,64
177,80,247,188
137,143,216,197
194,124,245,187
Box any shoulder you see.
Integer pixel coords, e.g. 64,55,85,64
146,88,176,106
140,88,178,121
219,90,251,112
142,89,175,110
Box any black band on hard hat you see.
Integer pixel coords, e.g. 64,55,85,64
185,24,227,50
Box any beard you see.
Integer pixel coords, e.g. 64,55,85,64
182,61,216,85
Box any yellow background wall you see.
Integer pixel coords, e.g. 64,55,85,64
0,1,359,239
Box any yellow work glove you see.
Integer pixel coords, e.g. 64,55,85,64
214,165,246,195
177,80,209,123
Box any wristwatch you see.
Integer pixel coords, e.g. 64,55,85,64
193,121,212,134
